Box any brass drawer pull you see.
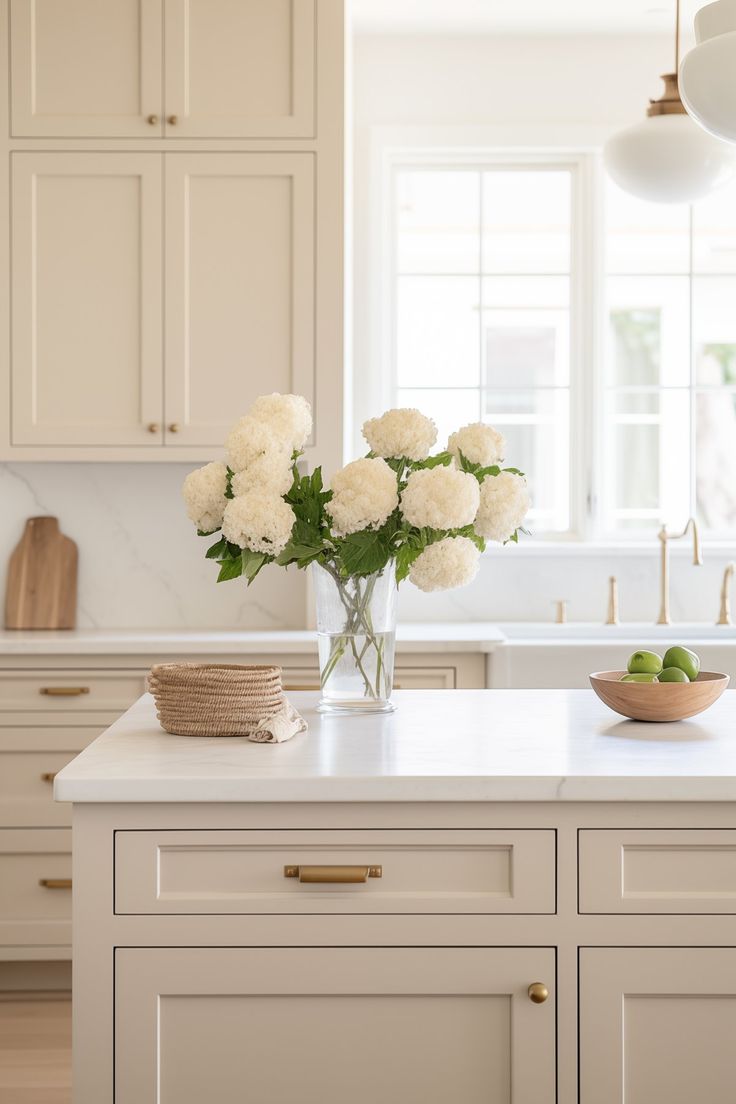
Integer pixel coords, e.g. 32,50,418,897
39,686,90,696
528,982,549,1004
39,879,72,890
40,772,57,783
283,684,320,691
284,864,382,884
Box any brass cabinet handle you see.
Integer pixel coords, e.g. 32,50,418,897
39,879,72,890
167,423,180,433
528,983,549,1004
167,114,178,125
39,687,90,696
147,422,160,434
284,864,382,884
40,772,57,783
146,114,159,125
283,684,320,691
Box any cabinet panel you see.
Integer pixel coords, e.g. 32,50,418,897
164,154,315,446
0,828,71,947
11,154,164,446
580,947,736,1104
116,946,555,1104
11,0,163,136
164,0,315,137
0,670,146,712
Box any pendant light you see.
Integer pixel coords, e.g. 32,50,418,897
680,0,736,143
603,0,736,203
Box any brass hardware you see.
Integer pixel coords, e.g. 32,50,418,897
39,879,72,890
167,114,178,125
718,562,735,626
147,422,160,434
528,982,549,1004
606,576,619,626
40,772,57,783
554,599,568,624
146,114,159,125
39,686,90,696
647,72,688,117
283,684,320,691
657,517,702,625
167,423,180,434
284,864,382,884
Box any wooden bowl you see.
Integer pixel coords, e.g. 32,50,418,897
589,670,730,722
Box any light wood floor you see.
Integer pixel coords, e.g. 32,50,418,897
0,997,71,1104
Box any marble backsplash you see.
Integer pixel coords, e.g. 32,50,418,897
1,462,733,629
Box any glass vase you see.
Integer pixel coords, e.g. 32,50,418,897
313,561,398,714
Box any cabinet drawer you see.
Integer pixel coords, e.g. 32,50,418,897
579,829,736,913
115,828,556,915
281,667,458,690
0,750,80,827
0,829,71,946
0,671,144,712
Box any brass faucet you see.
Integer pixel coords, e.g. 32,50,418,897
657,517,702,625
717,562,735,626
605,576,619,625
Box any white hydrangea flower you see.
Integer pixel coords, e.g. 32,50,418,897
225,415,292,474
326,457,399,537
249,393,313,452
231,460,292,499
474,471,530,543
362,407,437,461
409,536,480,592
447,422,506,468
221,492,296,556
400,466,480,530
182,462,228,533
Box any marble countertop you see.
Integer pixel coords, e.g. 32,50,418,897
0,624,505,656
55,688,736,804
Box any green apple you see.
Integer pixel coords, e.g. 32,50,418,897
620,672,659,683
662,645,700,681
627,650,663,675
658,667,690,683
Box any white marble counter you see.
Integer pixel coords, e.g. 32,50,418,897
55,688,736,804
0,624,504,656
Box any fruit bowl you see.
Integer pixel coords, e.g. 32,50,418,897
589,670,730,722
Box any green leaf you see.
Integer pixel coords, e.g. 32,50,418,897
241,549,269,584
216,554,243,582
502,466,525,477
337,528,392,577
395,543,423,583
418,451,453,470
224,467,235,500
205,536,228,560
197,526,221,537
276,518,327,569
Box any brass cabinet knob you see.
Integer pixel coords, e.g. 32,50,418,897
167,423,180,434
167,114,178,125
528,982,549,1004
147,423,160,434
146,114,159,125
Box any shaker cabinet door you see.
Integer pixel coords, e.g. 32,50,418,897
163,154,315,447
163,0,316,138
10,0,163,136
116,946,556,1104
580,947,736,1104
11,154,164,447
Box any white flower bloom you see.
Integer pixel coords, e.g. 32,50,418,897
225,415,292,474
221,492,296,556
400,466,480,530
474,471,530,543
249,393,313,451
409,536,480,592
326,457,399,537
362,407,437,461
447,422,506,468
231,460,292,499
182,462,228,533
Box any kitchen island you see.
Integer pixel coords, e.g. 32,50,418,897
57,689,736,1104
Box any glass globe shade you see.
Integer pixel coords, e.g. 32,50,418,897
603,111,736,203
680,6,736,144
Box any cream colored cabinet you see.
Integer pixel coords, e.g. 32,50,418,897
11,153,164,447
580,947,736,1104
115,946,556,1104
10,0,315,138
164,154,315,446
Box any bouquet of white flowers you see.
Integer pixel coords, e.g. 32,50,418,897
183,394,529,712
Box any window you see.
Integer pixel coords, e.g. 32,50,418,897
378,151,736,542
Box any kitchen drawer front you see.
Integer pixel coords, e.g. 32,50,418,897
580,829,736,913
0,670,145,712
0,750,79,827
0,828,71,946
282,667,458,690
115,828,556,915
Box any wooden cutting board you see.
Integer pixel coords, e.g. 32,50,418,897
4,517,78,629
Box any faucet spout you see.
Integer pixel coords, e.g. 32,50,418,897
657,517,703,626
718,562,735,626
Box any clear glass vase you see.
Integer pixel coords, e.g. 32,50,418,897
313,561,398,714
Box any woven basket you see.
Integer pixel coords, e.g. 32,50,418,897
148,663,286,737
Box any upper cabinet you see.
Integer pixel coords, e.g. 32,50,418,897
10,0,316,139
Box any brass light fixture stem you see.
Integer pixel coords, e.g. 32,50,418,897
647,0,687,116
675,0,680,74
